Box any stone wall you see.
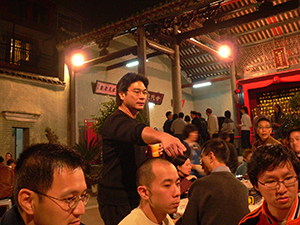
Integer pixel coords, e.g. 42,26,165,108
0,73,69,158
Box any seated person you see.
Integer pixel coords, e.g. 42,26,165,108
236,149,253,176
219,131,238,173
287,126,300,189
239,144,300,224
7,159,16,175
0,156,13,199
1,143,89,225
171,155,197,198
5,153,12,165
251,117,281,152
181,139,249,225
287,126,300,158
118,158,180,225
182,124,204,177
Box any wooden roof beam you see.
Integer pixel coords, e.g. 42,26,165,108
175,0,299,43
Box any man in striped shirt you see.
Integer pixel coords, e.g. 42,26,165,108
239,145,300,225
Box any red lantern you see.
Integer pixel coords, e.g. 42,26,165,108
273,76,280,84
235,89,241,94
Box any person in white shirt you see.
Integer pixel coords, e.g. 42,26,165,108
206,107,219,139
118,158,181,225
237,106,252,150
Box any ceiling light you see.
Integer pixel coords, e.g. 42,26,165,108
193,82,212,88
218,45,231,58
126,61,139,67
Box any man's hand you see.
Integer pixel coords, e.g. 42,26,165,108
159,133,186,157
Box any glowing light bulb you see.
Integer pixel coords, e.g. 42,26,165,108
71,54,84,66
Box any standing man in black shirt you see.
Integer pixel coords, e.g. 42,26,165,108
163,111,173,134
98,72,186,225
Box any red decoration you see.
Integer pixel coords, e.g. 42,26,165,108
148,91,164,105
235,89,241,94
273,76,281,84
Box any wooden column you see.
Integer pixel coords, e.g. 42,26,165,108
56,44,65,81
137,26,150,125
69,67,78,146
172,24,183,114
230,60,238,135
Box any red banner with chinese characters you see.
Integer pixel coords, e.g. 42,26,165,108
94,81,116,96
273,47,289,69
148,91,164,105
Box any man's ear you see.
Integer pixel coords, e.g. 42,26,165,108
137,185,150,200
18,189,36,215
119,91,126,101
208,151,215,162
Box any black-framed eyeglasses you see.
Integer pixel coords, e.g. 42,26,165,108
29,189,90,210
258,176,298,189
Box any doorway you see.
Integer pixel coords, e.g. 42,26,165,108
12,127,29,159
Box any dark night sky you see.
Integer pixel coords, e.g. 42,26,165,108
55,0,169,31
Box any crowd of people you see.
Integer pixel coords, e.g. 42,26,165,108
1,72,299,225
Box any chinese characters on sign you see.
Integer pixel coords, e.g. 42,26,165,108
273,47,289,69
94,81,116,96
148,91,164,105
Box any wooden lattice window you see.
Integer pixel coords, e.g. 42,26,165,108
10,38,31,65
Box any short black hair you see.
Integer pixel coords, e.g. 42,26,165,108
248,145,300,190
202,138,229,163
0,156,4,163
287,127,300,139
13,143,84,208
183,124,198,139
178,112,184,118
116,72,149,106
224,110,231,118
184,115,191,122
206,108,212,114
256,117,271,127
166,111,172,118
190,111,197,115
7,159,15,166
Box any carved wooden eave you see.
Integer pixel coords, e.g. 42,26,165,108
2,111,41,122
59,0,219,46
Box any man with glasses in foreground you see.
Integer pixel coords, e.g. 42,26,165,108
251,117,281,152
239,144,300,225
1,143,89,225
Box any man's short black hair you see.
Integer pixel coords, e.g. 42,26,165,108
178,112,184,118
0,156,4,163
287,127,300,139
190,111,197,115
202,138,229,164
248,144,300,190
116,72,149,106
256,117,271,126
14,143,84,208
166,111,172,118
224,110,231,118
